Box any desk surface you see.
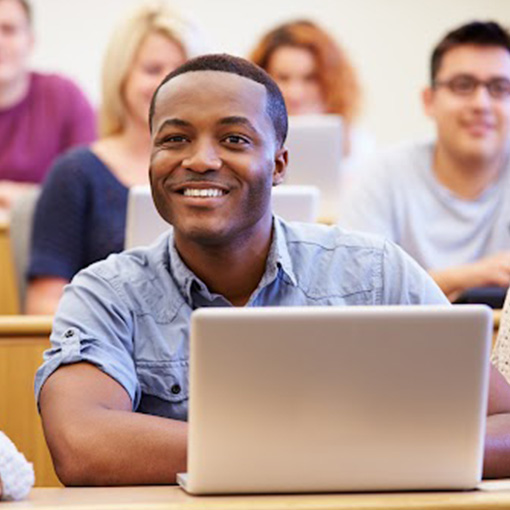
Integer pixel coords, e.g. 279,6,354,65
6,481,510,509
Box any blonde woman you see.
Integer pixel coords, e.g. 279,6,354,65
25,1,202,315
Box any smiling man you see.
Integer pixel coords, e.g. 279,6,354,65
35,54,510,486
339,21,510,302
148,68,287,305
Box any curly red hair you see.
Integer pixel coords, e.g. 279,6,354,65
250,20,362,123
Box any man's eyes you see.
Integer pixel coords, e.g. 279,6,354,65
167,135,188,142
0,24,21,36
445,75,510,98
491,79,510,94
157,135,188,146
157,134,251,147
450,77,473,91
223,135,249,145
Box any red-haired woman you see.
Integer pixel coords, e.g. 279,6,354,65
250,20,366,158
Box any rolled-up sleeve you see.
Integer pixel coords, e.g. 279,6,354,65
35,263,141,409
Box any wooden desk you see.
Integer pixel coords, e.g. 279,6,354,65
5,481,510,509
0,219,19,315
0,316,60,487
0,310,503,490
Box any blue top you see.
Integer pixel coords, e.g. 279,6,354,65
34,218,449,420
28,147,128,281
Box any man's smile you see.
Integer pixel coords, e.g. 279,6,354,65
171,181,232,198
460,118,497,137
182,188,227,197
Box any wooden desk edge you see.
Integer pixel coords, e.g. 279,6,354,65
0,311,500,335
12,481,510,510
0,315,53,336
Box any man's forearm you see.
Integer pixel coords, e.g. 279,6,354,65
40,363,188,486
430,254,510,301
428,268,466,301
46,406,188,486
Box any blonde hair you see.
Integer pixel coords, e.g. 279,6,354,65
99,1,203,137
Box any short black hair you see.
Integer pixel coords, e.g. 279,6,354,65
149,53,288,147
431,21,510,83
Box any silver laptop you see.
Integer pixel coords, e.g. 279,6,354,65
283,114,343,222
178,305,491,494
124,184,321,249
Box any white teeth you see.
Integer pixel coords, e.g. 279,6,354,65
183,188,225,197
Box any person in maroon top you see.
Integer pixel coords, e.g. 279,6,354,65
0,0,96,212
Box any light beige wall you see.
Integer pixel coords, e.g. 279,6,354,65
32,0,510,146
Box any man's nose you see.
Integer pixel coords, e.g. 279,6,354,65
182,141,222,173
470,84,493,110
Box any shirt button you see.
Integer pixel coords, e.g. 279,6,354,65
171,384,181,395
64,330,74,338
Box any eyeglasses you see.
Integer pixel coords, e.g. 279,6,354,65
433,75,510,99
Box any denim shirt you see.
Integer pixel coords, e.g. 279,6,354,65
35,217,448,420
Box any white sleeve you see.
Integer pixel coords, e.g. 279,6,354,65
0,432,35,501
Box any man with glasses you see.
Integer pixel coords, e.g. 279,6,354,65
339,21,510,302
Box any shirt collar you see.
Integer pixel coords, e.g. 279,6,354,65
265,216,298,287
166,230,203,305
166,216,298,306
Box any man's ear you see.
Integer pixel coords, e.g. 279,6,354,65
422,86,435,118
272,146,288,186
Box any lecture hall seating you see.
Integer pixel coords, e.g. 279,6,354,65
0,219,19,315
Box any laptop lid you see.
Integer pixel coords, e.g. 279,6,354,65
124,185,321,249
184,305,491,494
283,114,342,222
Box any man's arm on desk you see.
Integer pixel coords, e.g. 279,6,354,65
484,364,510,478
429,252,510,302
39,362,188,486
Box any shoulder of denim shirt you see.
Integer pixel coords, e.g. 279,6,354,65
67,230,178,314
274,217,390,301
276,217,387,252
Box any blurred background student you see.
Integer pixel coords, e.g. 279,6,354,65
250,19,370,161
0,0,96,215
25,0,203,315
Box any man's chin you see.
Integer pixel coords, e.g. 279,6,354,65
455,138,503,166
176,221,234,247
0,69,20,84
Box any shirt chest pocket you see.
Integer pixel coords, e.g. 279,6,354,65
135,360,189,421
132,311,191,420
